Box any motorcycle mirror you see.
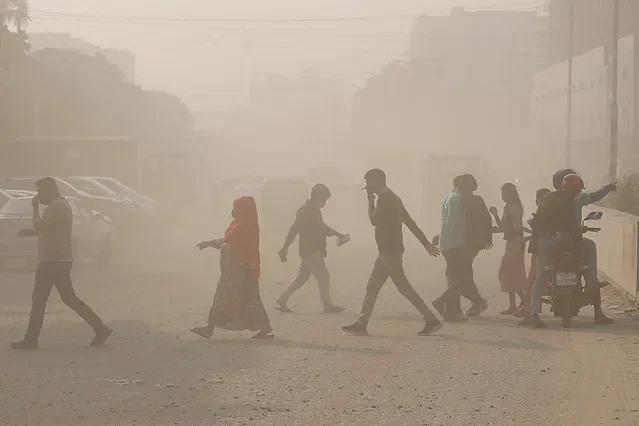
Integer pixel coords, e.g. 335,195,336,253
584,211,603,221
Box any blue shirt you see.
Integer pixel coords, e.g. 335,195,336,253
440,190,466,252
574,187,612,223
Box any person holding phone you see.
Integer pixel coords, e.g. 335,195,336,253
342,169,442,336
11,177,112,350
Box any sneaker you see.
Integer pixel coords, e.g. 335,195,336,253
518,315,534,326
530,315,547,329
252,327,274,339
418,320,443,336
594,314,614,325
324,305,346,314
467,298,489,317
444,313,469,322
10,339,38,350
520,314,547,329
190,326,214,339
341,322,368,335
432,298,446,318
274,301,294,314
90,327,113,347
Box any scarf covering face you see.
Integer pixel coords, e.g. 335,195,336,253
223,196,261,279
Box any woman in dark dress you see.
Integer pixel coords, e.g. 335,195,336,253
191,196,273,339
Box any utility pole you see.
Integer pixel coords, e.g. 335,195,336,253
609,0,620,182
565,0,573,167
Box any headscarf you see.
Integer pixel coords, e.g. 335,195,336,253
223,196,261,279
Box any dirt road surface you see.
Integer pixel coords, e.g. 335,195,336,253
1,227,638,426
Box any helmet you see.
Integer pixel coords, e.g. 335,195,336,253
310,183,331,201
552,168,578,190
562,174,585,191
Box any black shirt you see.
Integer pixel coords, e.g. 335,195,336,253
530,190,581,241
369,187,431,253
465,194,493,251
284,200,338,258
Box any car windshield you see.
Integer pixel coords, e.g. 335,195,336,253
96,178,150,203
67,178,117,198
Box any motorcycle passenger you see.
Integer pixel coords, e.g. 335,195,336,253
551,169,615,325
520,174,585,329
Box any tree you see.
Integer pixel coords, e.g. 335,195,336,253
0,0,30,67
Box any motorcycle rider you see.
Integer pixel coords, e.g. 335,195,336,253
551,168,615,324
520,174,585,328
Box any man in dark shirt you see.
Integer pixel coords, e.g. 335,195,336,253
520,174,584,329
10,177,112,350
275,184,348,313
342,169,442,336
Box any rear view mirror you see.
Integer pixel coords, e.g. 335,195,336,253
584,211,603,221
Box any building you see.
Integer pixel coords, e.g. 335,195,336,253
29,33,135,84
410,7,548,83
547,0,638,64
530,1,638,184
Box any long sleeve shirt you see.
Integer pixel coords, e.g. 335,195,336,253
530,190,581,242
369,187,431,253
283,200,339,258
35,198,73,262
573,186,613,223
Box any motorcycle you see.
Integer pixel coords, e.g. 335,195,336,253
543,211,603,328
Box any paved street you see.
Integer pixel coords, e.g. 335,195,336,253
1,229,638,426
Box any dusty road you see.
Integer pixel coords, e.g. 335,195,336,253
1,228,638,426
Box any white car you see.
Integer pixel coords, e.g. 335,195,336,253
0,196,113,267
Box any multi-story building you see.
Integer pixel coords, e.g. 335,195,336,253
29,33,135,84
530,0,638,183
547,0,638,64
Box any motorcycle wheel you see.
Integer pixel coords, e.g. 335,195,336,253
559,294,573,328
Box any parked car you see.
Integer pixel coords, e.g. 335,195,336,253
0,189,10,210
90,177,158,208
0,196,113,267
63,176,119,199
0,177,139,229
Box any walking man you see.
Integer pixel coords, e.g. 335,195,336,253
342,169,442,336
11,177,112,350
433,174,490,321
275,184,348,313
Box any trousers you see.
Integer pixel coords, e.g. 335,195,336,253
357,252,437,326
25,262,104,341
442,247,481,314
278,252,333,309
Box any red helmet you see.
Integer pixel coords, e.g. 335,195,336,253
562,174,585,191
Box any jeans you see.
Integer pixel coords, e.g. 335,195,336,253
278,252,333,309
441,247,481,314
529,234,573,315
583,237,602,309
25,262,104,342
357,252,437,326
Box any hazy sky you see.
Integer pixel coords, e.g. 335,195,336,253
28,0,539,110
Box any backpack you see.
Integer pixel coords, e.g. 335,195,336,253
465,194,493,250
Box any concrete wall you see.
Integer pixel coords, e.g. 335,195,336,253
586,206,639,304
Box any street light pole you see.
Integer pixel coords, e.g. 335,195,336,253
566,0,573,167
609,0,620,182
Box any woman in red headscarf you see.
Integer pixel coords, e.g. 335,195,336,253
191,196,273,339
